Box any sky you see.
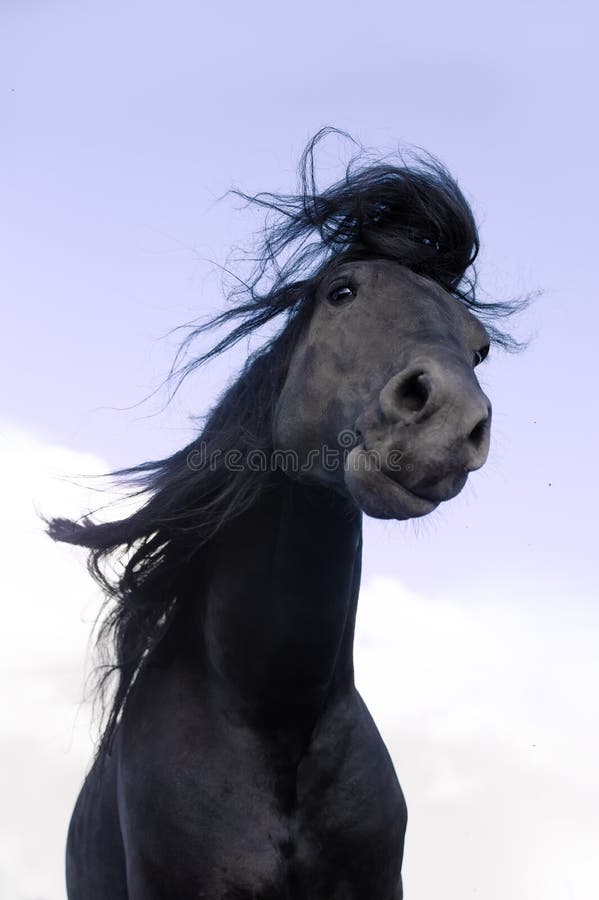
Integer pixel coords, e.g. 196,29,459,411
1,0,598,897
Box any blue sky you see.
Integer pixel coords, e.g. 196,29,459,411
2,1,598,897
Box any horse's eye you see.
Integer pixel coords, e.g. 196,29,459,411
328,285,355,305
473,344,490,367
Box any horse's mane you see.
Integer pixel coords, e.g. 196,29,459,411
48,128,523,753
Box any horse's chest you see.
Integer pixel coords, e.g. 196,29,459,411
288,696,407,897
121,686,405,898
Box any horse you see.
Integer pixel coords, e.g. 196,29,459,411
50,130,518,899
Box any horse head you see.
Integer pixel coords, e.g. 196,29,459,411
275,257,491,520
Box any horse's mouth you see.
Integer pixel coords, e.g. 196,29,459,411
343,443,467,520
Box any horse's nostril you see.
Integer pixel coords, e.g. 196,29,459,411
397,372,429,413
468,416,488,450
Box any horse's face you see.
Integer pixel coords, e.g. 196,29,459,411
274,258,492,520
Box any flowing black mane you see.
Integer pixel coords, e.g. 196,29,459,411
48,129,522,753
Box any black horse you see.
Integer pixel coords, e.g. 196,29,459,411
51,131,518,899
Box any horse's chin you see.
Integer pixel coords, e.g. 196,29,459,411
344,445,440,521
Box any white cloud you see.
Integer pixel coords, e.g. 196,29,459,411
0,425,107,900
355,577,599,899
1,424,597,899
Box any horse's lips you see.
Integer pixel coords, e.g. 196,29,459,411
344,445,439,521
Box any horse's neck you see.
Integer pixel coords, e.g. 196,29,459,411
199,476,362,734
